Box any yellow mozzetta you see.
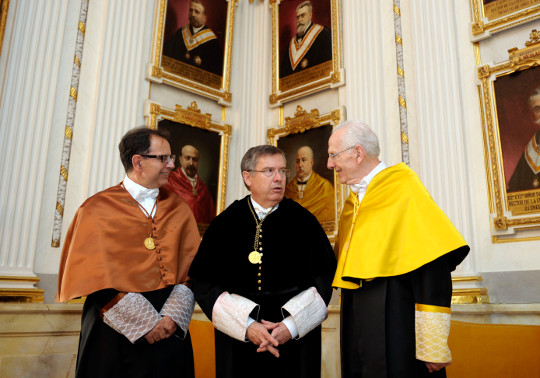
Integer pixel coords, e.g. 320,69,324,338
333,163,467,289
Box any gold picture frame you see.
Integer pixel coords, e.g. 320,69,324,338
471,0,540,40
0,0,10,56
267,105,342,241
269,0,344,106
144,100,232,235
478,29,540,241
146,0,237,106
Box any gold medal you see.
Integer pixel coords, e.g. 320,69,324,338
193,188,197,196
248,251,261,264
534,178,539,188
144,236,156,250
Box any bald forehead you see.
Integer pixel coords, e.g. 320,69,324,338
182,145,199,157
297,146,313,159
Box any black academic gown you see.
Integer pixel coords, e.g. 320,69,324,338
280,23,332,78
340,247,469,378
189,196,336,378
508,130,540,192
163,25,223,76
76,286,195,378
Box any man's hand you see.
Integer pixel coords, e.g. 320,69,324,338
261,319,292,345
246,322,280,358
144,316,177,344
425,361,451,373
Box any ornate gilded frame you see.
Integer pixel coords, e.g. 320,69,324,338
146,0,237,106
0,0,9,56
269,0,344,106
478,30,540,241
144,100,232,220
267,106,342,240
470,0,540,41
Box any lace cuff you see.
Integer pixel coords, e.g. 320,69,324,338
281,287,327,339
160,284,195,339
415,303,452,363
102,292,161,343
212,292,259,342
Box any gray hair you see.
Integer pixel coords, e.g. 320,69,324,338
332,120,380,157
296,1,312,13
241,145,286,190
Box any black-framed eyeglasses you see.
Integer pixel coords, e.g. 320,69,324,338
141,154,176,163
328,146,356,160
249,168,290,178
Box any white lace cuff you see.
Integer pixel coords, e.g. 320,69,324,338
102,292,161,343
281,287,327,339
160,284,195,339
212,292,259,342
415,304,452,363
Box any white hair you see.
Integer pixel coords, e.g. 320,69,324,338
332,120,380,157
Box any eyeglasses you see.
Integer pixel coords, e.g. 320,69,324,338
328,146,356,160
250,168,290,178
141,154,176,163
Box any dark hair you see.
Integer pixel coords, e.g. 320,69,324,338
118,126,170,173
240,145,286,190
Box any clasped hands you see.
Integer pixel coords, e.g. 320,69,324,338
145,316,177,344
247,319,292,358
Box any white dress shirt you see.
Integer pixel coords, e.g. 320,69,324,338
123,175,158,217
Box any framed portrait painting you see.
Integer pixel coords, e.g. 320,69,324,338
147,0,236,105
144,100,232,235
470,0,540,40
269,0,344,106
477,29,540,240
267,106,342,239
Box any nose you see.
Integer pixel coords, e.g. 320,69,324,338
327,157,336,170
166,159,175,169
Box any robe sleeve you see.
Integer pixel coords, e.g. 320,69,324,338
411,247,468,363
281,287,328,339
100,291,161,343
160,284,195,339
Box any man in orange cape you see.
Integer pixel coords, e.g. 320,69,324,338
56,127,200,377
328,120,469,378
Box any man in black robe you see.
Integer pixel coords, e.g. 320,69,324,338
280,1,332,78
163,0,223,76
189,145,336,378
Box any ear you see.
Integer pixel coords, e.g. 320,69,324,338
354,145,366,164
132,155,143,171
242,171,252,189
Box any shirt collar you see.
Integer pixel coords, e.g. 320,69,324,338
297,170,312,184
350,161,387,194
250,196,279,220
123,175,159,203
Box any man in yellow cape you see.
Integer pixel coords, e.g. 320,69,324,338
328,120,469,378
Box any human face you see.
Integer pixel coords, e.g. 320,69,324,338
327,128,361,185
189,2,206,29
531,94,540,124
296,6,312,37
243,154,286,208
180,145,200,178
295,147,314,181
139,135,175,188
